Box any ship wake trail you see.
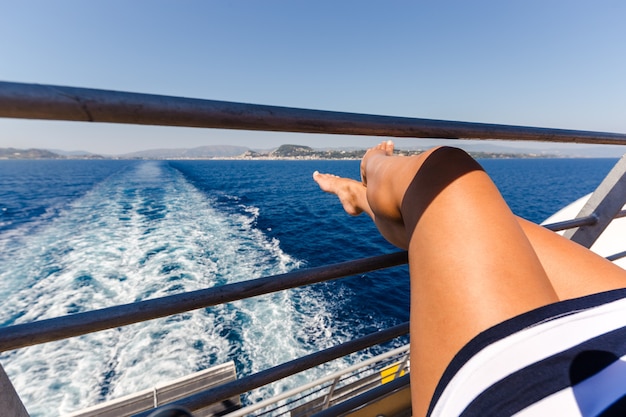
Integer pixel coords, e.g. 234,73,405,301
0,161,337,416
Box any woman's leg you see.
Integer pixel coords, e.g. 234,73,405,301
368,144,558,416
313,141,626,416
517,219,626,299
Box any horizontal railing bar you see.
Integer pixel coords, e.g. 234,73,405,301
132,323,410,417
542,214,597,231
310,374,411,417
542,209,626,232
0,252,408,353
2,82,626,145
607,251,626,262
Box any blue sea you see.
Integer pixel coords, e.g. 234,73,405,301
0,157,617,416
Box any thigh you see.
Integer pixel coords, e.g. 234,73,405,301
518,218,626,300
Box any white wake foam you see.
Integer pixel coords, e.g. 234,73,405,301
0,161,344,416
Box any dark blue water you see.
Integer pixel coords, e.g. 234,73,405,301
0,157,617,415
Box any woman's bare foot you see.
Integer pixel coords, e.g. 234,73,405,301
312,172,372,217
314,140,415,249
312,140,396,217
313,168,408,248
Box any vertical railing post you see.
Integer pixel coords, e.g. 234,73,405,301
392,352,410,381
564,154,626,247
322,376,341,410
0,363,30,417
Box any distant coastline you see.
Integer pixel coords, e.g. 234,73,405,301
0,147,106,160
0,144,574,160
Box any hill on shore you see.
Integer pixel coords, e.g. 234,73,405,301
0,148,64,159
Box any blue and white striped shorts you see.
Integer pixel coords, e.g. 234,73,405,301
428,289,626,416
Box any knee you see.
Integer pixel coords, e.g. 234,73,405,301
400,146,485,227
419,146,483,179
426,146,476,164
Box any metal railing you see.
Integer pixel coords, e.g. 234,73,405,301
227,345,410,417
1,81,626,417
0,252,408,352
130,323,409,417
3,81,626,145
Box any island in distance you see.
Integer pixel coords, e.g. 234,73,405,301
0,143,622,160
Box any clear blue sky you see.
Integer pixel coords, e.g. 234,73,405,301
1,1,626,154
